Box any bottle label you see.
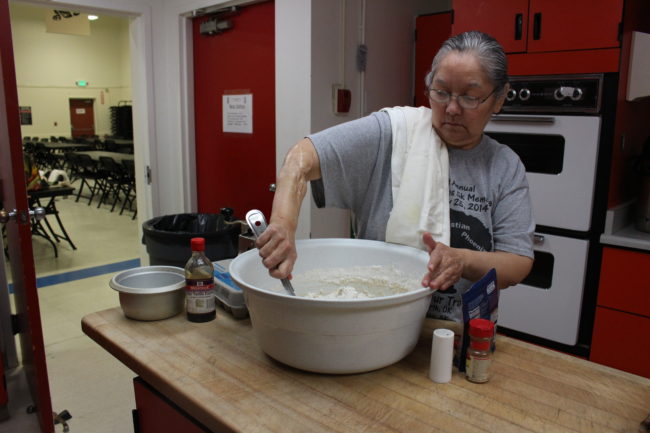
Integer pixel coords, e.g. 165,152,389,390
466,355,491,383
186,278,215,314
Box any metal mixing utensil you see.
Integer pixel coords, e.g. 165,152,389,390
245,209,296,296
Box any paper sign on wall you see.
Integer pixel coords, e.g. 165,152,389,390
75,108,86,114
223,94,252,134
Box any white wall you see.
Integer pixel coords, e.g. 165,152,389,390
10,3,131,139
306,0,427,239
275,0,312,239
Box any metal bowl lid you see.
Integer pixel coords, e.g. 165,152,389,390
109,266,185,294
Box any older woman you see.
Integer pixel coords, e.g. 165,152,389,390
257,31,534,306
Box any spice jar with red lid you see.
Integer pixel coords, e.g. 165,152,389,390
465,318,494,383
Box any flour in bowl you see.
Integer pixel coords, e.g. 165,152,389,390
283,265,421,299
309,286,372,299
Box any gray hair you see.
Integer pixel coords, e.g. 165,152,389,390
425,31,508,96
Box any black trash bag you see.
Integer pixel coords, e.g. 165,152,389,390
142,208,240,267
148,213,231,235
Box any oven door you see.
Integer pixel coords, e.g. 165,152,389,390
485,114,601,232
498,232,588,346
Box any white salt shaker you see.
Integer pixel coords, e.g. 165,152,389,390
429,328,455,383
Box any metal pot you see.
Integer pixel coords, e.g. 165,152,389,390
229,239,433,374
110,266,186,321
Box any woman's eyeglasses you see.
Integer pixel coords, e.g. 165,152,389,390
426,88,496,109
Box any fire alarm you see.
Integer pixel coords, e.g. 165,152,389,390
333,85,351,115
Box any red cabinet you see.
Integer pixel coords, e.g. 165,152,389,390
452,0,624,74
452,0,623,53
590,247,650,378
133,378,211,433
591,307,650,379
596,247,650,317
525,0,622,53
453,0,529,53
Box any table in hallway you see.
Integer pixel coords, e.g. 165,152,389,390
111,139,133,154
28,185,77,257
74,151,134,163
43,142,93,152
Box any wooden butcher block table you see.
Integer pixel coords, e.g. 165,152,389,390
82,307,650,433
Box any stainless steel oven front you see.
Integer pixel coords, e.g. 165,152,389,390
484,74,616,354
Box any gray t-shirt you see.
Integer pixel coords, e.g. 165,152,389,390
309,110,534,317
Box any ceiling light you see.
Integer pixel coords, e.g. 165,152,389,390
88,15,99,21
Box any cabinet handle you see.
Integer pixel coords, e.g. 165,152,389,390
533,12,542,40
514,13,523,40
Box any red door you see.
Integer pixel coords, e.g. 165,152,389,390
192,1,275,219
69,98,95,138
0,0,54,431
526,0,623,53
452,0,529,53
415,12,452,107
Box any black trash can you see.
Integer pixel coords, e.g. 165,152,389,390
142,209,240,268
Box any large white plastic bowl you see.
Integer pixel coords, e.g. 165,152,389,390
229,238,433,374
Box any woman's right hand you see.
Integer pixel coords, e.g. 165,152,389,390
257,137,321,280
255,220,297,279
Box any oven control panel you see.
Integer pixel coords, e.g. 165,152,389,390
502,74,603,114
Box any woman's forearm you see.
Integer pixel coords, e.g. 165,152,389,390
422,233,532,291
269,138,321,232
458,249,533,290
257,138,321,279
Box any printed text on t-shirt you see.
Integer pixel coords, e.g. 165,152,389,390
449,180,493,214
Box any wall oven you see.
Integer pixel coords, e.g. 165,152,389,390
485,74,617,356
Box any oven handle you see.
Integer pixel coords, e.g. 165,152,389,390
490,114,556,124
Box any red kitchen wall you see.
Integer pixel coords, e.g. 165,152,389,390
193,2,275,219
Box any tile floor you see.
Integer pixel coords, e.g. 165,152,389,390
3,183,142,433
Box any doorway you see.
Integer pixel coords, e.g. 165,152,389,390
69,98,95,138
2,3,142,431
8,3,139,268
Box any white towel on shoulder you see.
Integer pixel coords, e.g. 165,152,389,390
381,106,450,250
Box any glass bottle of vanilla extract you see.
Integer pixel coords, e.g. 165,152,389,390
184,237,216,322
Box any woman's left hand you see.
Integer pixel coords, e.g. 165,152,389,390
421,232,464,291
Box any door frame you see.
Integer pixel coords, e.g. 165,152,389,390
1,0,54,429
1,0,156,426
